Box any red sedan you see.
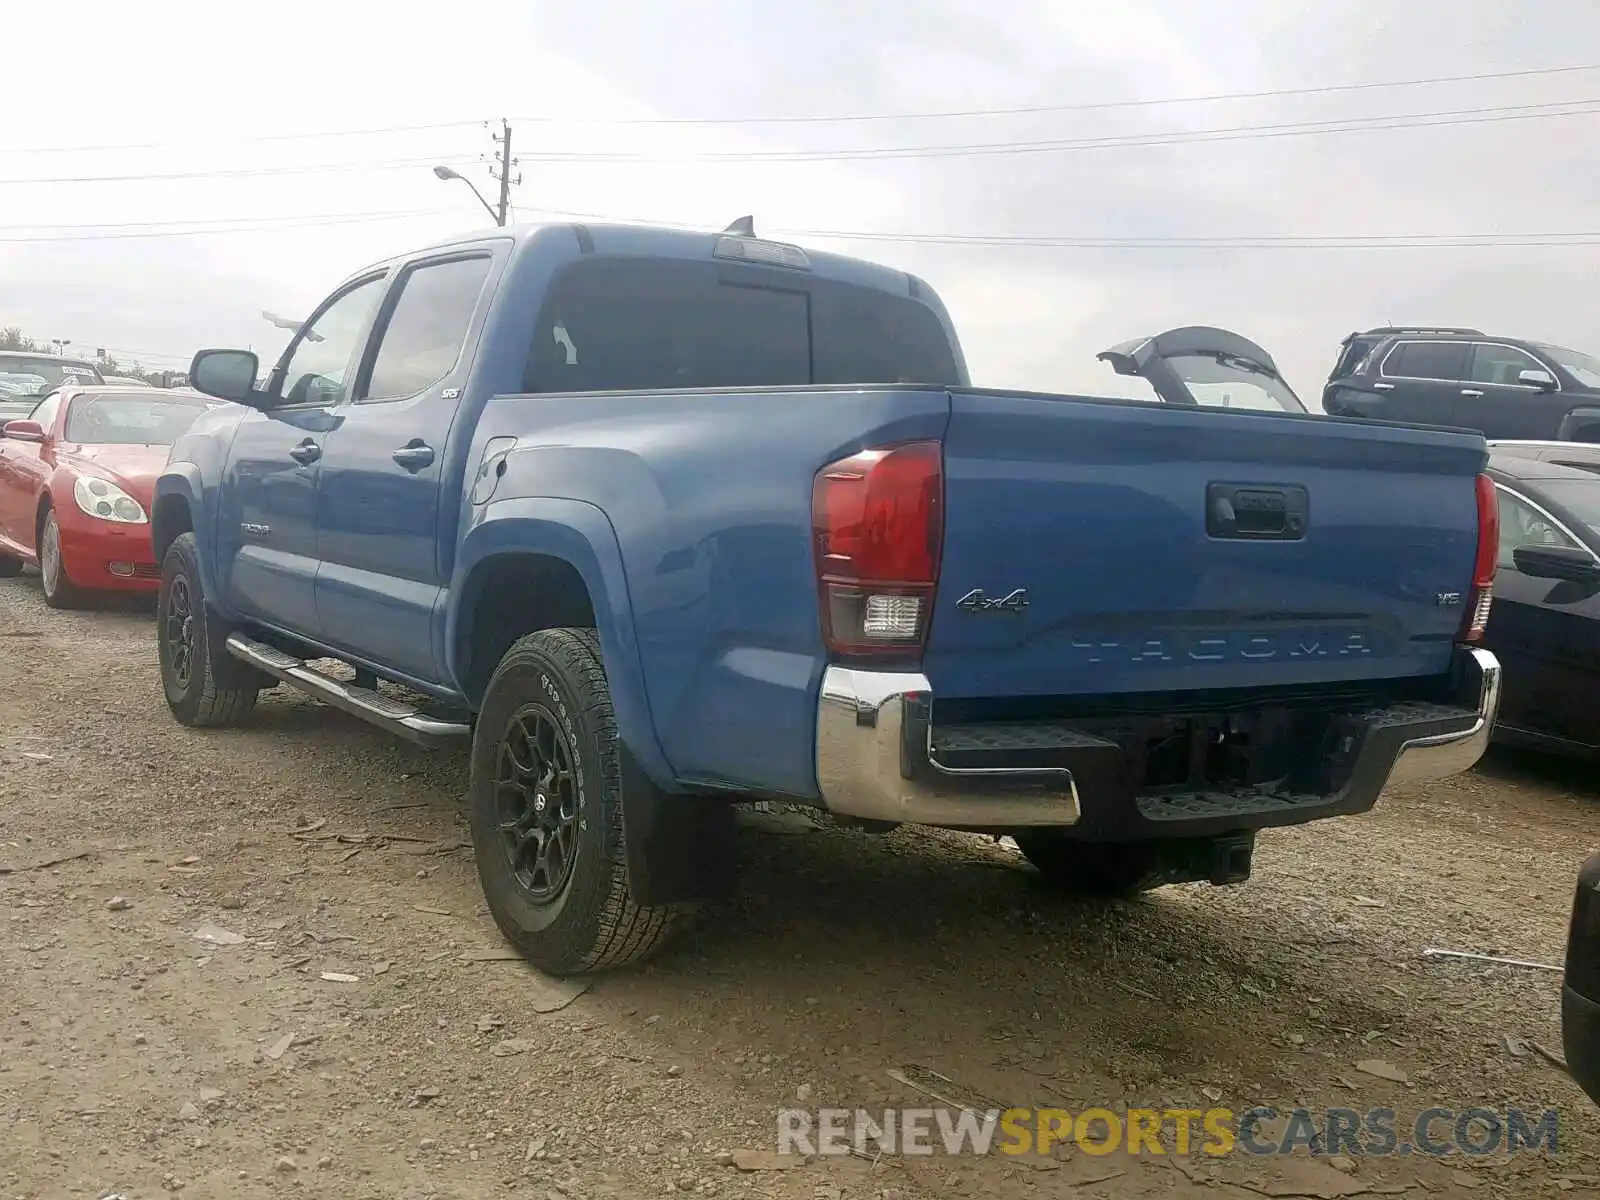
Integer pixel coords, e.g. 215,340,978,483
0,386,212,607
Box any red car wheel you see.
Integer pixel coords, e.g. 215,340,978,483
38,510,85,609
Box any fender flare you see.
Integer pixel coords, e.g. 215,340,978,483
151,466,230,612
448,496,676,792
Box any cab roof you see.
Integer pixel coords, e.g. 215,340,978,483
339,219,935,305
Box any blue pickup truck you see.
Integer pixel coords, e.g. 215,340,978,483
155,220,1503,974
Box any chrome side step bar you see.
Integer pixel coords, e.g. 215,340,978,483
225,634,471,749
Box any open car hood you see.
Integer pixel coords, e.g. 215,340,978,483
1098,325,1307,413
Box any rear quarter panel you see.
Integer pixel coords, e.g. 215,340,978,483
469,385,950,798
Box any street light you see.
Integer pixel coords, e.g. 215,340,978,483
433,164,502,226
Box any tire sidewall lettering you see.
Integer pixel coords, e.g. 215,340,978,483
537,669,586,818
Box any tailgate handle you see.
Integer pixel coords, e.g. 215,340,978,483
1207,483,1308,541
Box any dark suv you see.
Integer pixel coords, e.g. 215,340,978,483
1324,326,1600,442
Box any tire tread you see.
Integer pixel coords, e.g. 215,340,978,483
477,627,691,974
160,533,259,727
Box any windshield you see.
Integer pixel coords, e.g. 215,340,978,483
1536,478,1600,538
1534,343,1600,390
63,394,207,445
0,357,102,397
1165,353,1306,412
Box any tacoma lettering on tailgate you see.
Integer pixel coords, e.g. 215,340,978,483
1067,629,1377,665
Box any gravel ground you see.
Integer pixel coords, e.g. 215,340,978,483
1,571,1596,1200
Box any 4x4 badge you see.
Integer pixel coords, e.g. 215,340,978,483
955,588,1029,614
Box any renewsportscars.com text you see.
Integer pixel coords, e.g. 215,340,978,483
776,1106,1560,1158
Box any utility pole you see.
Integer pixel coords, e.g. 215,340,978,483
489,119,520,227
432,121,519,226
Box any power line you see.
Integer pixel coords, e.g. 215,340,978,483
0,155,480,187
0,119,487,157
9,203,1600,250
94,347,194,364
0,208,465,233
789,229,1600,249
509,97,1600,164
0,209,468,244
509,61,1600,126
503,203,1600,250
8,93,1591,189
5,97,1593,189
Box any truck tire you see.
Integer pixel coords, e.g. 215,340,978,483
1012,832,1158,896
469,627,690,975
38,510,86,609
157,532,260,727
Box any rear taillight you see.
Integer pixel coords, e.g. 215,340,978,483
1461,472,1499,642
812,440,943,658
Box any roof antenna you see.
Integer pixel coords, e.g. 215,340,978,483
723,215,755,237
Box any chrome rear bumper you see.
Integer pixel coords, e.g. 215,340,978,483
815,667,1082,828
1381,646,1501,791
813,646,1500,832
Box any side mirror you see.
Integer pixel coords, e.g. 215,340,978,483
1,419,44,443
1563,852,1600,1105
1518,368,1557,391
1512,543,1600,582
190,349,267,407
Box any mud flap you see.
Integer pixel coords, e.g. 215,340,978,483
619,746,738,906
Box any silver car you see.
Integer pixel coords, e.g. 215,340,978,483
0,352,106,423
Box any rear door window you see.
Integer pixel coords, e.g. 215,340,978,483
361,255,492,402
1382,341,1470,382
524,257,958,392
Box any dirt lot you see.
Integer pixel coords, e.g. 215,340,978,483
1,574,1596,1200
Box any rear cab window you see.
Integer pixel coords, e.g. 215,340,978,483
1381,341,1470,381
523,257,960,393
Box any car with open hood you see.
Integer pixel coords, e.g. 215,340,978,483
1097,325,1310,413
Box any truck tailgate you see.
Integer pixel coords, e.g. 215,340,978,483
926,390,1487,699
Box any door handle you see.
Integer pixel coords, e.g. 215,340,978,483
289,439,321,465
1461,389,1485,398
1372,382,1395,391
391,442,435,471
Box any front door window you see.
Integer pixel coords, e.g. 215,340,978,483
277,277,385,407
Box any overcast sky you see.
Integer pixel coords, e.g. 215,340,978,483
5,0,1598,404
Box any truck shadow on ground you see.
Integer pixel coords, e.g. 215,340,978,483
592,814,1413,1121
230,687,1542,1145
